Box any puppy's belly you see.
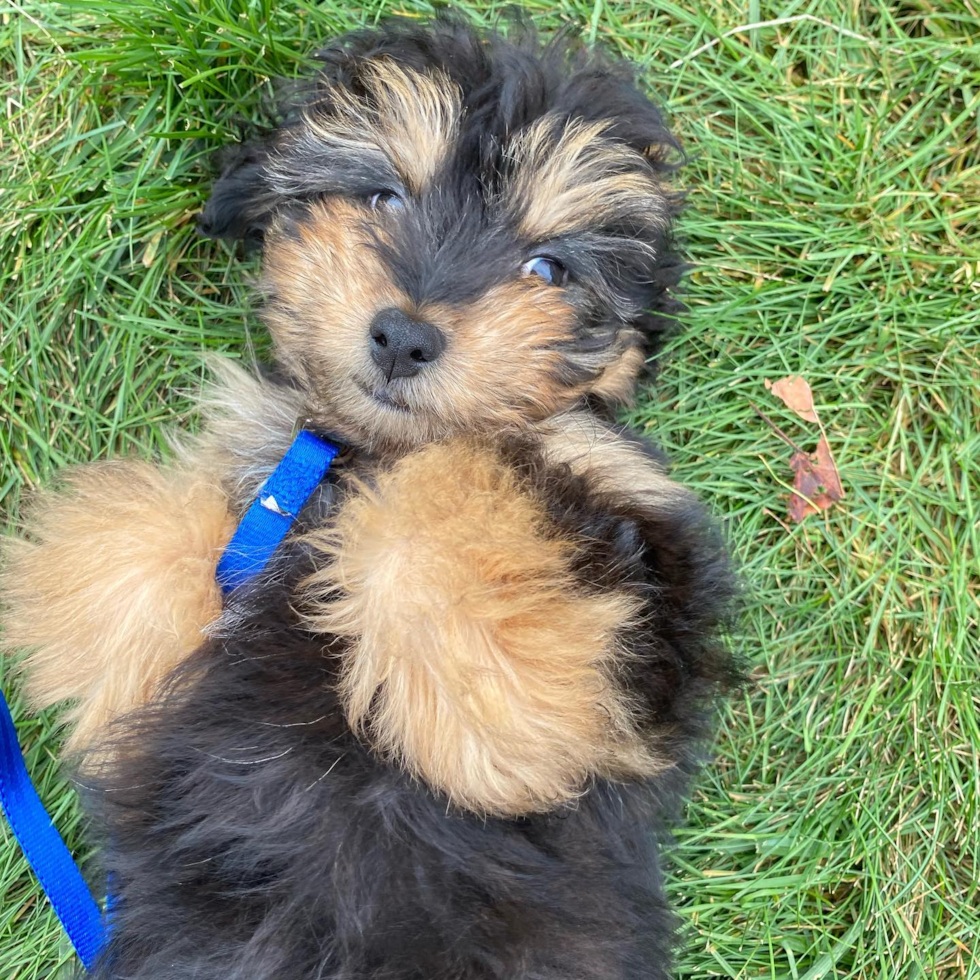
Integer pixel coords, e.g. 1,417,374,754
85,431,725,980
87,582,674,980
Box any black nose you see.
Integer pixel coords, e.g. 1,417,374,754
369,308,445,381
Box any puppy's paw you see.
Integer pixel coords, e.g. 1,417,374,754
302,440,663,816
1,461,234,754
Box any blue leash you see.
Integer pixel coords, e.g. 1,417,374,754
0,429,338,968
0,694,104,969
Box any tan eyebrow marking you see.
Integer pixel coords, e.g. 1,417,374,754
301,60,462,194
507,115,667,242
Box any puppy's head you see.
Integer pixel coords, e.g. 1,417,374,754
201,18,684,451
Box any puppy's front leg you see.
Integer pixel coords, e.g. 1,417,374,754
301,440,661,818
1,459,234,754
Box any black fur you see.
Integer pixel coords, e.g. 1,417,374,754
84,437,735,980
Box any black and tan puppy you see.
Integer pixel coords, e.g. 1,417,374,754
2,17,736,980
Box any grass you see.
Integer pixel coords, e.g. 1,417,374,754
1,0,978,976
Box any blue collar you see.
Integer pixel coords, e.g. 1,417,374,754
216,430,340,593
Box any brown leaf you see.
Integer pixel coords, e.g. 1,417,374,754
765,375,820,423
788,436,844,522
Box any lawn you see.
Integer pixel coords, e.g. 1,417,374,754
1,0,978,977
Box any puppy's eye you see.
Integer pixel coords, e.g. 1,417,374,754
369,190,405,211
521,256,568,286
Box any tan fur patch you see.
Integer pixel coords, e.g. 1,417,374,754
507,116,667,243
537,410,687,509
262,201,581,452
1,461,234,755
301,440,663,817
302,60,460,193
590,344,645,403
261,199,413,448
419,280,579,426
188,356,310,510
262,199,405,387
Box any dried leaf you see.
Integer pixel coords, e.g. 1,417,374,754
788,436,844,523
142,232,163,269
765,375,819,423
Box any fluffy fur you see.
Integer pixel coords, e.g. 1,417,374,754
303,439,657,817
1,460,233,755
73,394,735,980
1,16,737,980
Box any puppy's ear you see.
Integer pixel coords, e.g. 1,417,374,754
558,60,685,173
198,139,281,246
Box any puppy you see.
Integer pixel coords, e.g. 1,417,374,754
2,17,736,980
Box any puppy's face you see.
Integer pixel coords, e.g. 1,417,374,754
202,22,683,451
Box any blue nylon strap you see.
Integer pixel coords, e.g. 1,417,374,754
0,691,104,970
0,429,338,970
216,430,339,593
